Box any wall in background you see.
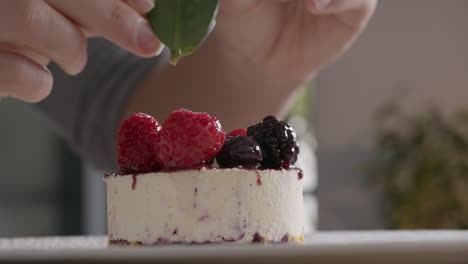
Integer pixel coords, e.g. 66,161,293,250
0,99,82,236
315,0,468,229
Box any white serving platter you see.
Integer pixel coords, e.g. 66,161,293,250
0,231,467,263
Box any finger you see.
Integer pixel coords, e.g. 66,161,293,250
305,0,377,13
304,0,377,29
0,43,50,66
0,0,87,75
123,0,154,15
47,0,161,57
0,51,53,103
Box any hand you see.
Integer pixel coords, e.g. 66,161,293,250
125,0,377,131
0,0,161,102
215,0,377,83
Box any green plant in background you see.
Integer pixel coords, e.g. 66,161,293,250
286,82,315,141
289,83,313,120
366,103,468,229
147,0,219,64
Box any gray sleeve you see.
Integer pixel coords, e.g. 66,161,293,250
34,38,163,171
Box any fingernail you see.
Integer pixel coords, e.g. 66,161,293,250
131,0,155,13
155,43,165,56
137,22,159,54
314,0,331,9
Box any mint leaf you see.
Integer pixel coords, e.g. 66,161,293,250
147,0,219,65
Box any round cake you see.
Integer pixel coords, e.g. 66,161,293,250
106,168,304,244
106,110,304,245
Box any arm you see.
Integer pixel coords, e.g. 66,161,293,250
124,32,303,133
37,0,376,172
124,0,377,132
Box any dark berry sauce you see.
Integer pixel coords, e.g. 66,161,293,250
255,170,262,185
105,167,303,189
109,239,142,246
198,215,209,222
109,231,294,245
109,164,214,177
252,233,265,243
222,233,245,242
131,175,137,190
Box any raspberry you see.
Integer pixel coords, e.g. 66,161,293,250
155,109,225,168
226,128,247,138
216,136,263,168
117,113,161,172
247,116,299,168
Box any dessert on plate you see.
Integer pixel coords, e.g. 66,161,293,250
106,109,304,245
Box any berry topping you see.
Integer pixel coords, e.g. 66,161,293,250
226,128,247,138
216,136,263,168
117,113,162,172
155,109,225,168
252,233,265,243
247,116,299,168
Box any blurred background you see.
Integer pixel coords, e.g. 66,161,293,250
0,0,467,236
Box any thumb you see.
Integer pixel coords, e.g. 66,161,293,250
305,0,377,31
305,0,377,14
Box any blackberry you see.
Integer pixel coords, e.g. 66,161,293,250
216,136,263,168
247,116,299,168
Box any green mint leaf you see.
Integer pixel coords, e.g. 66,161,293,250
147,0,219,65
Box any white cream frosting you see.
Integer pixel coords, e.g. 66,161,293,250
106,168,304,244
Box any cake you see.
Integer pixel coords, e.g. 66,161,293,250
106,110,304,245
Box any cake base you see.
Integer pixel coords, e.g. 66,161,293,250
108,234,304,246
106,167,304,245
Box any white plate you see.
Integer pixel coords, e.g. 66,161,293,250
1,231,467,263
